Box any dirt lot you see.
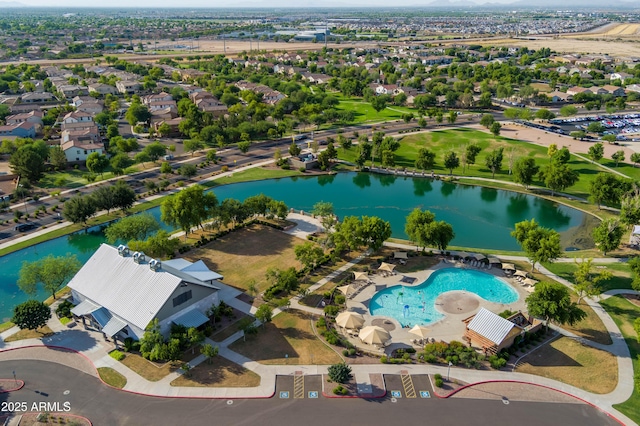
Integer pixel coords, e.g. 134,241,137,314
475,37,640,58
499,123,639,158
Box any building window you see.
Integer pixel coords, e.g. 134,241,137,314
172,290,192,307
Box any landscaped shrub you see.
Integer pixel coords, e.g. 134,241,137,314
434,373,442,380
123,337,140,352
488,355,507,369
380,356,388,364
55,300,74,318
110,350,125,361
435,378,444,388
348,348,356,356
333,385,348,395
334,294,346,305
324,305,340,316
328,362,352,384
316,317,326,328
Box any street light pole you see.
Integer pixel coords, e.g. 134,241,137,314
447,361,452,382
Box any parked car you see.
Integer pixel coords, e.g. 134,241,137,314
14,222,37,232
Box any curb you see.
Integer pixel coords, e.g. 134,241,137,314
0,379,25,393
432,379,625,426
0,344,275,400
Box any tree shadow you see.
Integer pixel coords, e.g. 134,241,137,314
232,322,299,362
193,225,295,261
352,173,371,189
479,187,498,203
371,173,397,187
317,174,336,186
520,343,581,367
42,329,98,352
440,182,455,197
413,178,433,197
506,194,530,217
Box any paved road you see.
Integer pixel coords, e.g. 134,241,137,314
0,360,620,426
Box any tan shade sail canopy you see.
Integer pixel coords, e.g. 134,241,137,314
409,324,430,339
501,263,516,271
457,252,471,259
513,270,528,278
359,325,391,345
378,262,396,273
472,253,486,261
335,311,365,329
523,278,538,286
488,257,501,264
353,271,369,281
337,285,354,296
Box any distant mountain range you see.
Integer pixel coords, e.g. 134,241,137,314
0,1,26,6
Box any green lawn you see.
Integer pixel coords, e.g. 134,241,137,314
207,167,306,187
338,128,607,200
600,295,640,424
542,261,634,292
38,169,118,189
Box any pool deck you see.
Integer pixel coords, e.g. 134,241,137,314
343,260,531,354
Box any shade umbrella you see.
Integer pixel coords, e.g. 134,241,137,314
457,252,471,259
473,253,486,261
393,251,408,259
378,262,396,273
501,263,516,271
513,270,528,278
409,324,430,339
523,278,538,287
488,257,501,264
337,285,354,296
335,311,365,329
353,271,369,281
359,325,391,345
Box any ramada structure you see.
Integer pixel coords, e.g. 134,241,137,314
463,308,543,355
69,244,223,342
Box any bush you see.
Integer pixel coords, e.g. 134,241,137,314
348,348,356,356
334,294,346,305
435,378,444,388
380,356,388,363
488,355,507,369
324,305,340,316
333,385,348,395
316,317,326,328
55,300,74,318
328,362,352,384
434,373,442,380
110,350,125,361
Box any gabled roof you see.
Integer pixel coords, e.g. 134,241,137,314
163,258,223,282
68,244,218,331
467,308,516,345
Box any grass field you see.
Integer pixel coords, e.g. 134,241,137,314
3,326,54,342
170,356,260,388
515,336,617,394
229,311,342,365
336,99,414,124
208,167,305,187
0,321,14,333
542,261,634,293
97,367,127,388
185,224,304,292
338,128,604,199
601,23,640,36
38,169,118,189
601,295,640,424
120,353,178,382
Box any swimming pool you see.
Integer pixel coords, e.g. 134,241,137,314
369,268,519,326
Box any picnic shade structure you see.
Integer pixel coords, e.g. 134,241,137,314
501,263,516,272
335,311,365,329
513,270,528,278
409,324,430,339
488,257,501,265
338,284,354,296
353,271,369,281
359,325,391,345
378,262,396,273
393,251,408,259
472,253,487,261
456,252,471,259
523,278,538,287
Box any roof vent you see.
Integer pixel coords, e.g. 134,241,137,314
149,259,161,271
132,252,146,264
117,245,130,256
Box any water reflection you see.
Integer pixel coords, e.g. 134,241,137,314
413,178,433,197
353,173,371,189
317,174,336,186
534,198,571,227
372,173,397,187
440,182,455,197
480,187,498,203
506,194,530,218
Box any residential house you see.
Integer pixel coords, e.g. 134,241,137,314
153,117,183,136
0,122,37,138
62,111,94,125
116,80,141,95
57,84,88,99
566,86,593,96
610,72,633,83
61,140,105,162
463,308,542,355
5,111,44,129
548,90,573,103
600,85,627,97
88,83,119,96
69,244,221,341
20,92,55,103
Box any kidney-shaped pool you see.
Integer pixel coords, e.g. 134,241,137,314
369,268,519,326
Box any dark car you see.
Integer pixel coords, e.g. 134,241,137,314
14,222,37,232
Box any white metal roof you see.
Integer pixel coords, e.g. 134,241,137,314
163,259,223,282
467,308,516,345
102,316,128,337
172,309,209,328
71,299,100,316
633,225,640,235
68,244,217,331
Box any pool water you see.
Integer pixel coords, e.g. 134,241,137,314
369,268,519,326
